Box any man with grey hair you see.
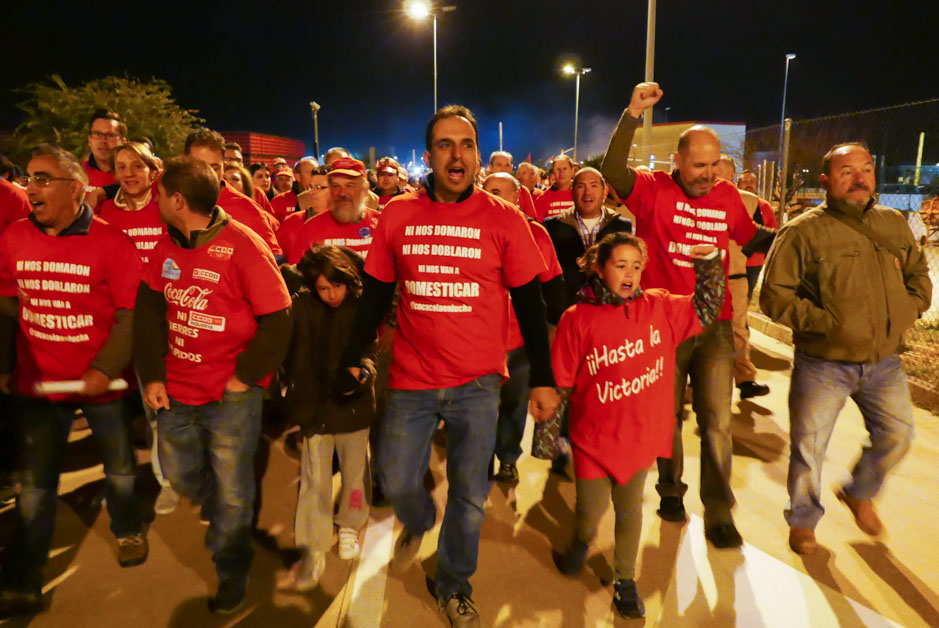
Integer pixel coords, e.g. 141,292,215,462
761,142,931,555
0,145,147,618
288,157,380,264
516,162,543,197
601,83,774,549
488,151,538,221
272,156,319,223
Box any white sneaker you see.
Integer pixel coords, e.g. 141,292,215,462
338,527,360,560
154,486,180,515
294,551,326,591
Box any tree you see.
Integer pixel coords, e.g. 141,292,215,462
7,75,203,164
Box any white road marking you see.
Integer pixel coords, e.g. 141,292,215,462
341,514,395,627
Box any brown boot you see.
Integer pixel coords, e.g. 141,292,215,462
788,527,817,555
836,490,883,536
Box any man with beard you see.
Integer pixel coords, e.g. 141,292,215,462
601,82,774,549
337,106,558,626
760,142,930,555
288,158,379,264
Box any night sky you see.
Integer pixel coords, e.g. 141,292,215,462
3,0,936,165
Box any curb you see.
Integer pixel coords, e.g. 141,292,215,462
748,311,939,414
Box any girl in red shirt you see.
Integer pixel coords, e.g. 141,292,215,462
550,232,723,619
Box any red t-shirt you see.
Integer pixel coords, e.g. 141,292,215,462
518,186,538,221
277,210,312,261
83,160,116,188
143,219,291,406
746,198,778,268
365,188,546,390
271,190,298,224
552,289,701,484
253,187,275,217
0,215,141,402
506,220,562,350
0,179,30,237
288,208,379,265
534,188,574,222
626,170,756,321
218,185,283,256
97,199,167,266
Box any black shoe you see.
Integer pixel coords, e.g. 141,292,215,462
737,381,770,399
208,576,247,615
705,522,743,549
493,462,519,483
657,496,687,523
0,589,44,619
613,579,645,618
552,538,588,576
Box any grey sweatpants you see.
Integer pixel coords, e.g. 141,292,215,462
574,467,648,580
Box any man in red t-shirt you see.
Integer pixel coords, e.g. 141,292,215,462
83,109,127,188
375,157,405,211
600,82,775,550
337,107,559,626
487,151,539,221
0,145,146,618
517,162,544,199
736,170,779,298
288,158,379,264
0,177,30,237
483,173,566,482
134,156,291,615
184,129,283,260
271,157,319,223
534,154,575,221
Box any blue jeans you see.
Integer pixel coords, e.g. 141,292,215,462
156,387,262,584
378,374,501,601
494,347,530,465
785,352,914,529
656,319,736,524
1,396,142,591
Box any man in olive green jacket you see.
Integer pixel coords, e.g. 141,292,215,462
760,142,932,556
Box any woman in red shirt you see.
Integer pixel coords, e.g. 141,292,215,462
550,232,723,619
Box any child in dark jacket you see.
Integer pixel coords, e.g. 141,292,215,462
550,232,724,619
283,244,377,591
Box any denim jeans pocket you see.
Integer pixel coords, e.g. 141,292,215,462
222,387,256,403
472,374,502,392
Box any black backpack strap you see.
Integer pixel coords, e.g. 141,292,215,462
824,209,904,263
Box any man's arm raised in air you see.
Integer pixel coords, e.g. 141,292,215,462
600,82,664,200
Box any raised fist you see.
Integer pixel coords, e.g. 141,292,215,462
689,243,718,259
628,82,664,116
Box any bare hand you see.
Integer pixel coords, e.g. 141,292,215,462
144,382,170,411
689,244,718,259
0,373,11,395
225,376,250,392
80,368,111,397
529,387,560,422
346,367,361,382
628,82,664,117
85,187,108,211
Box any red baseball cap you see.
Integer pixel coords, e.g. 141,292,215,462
377,157,399,175
330,157,366,178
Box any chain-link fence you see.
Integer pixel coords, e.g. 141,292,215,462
737,100,939,409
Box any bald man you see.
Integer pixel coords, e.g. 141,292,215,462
487,151,539,221
601,82,775,549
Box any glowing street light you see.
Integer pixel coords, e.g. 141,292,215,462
405,2,457,112
561,64,591,162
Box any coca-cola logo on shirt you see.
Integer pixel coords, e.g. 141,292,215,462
164,284,212,311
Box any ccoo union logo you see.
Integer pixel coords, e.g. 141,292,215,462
208,243,234,260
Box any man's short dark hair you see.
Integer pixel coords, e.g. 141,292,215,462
184,128,227,156
425,105,479,151
161,156,219,215
821,142,871,175
88,109,127,137
224,141,243,153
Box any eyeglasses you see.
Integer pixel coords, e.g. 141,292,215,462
24,174,77,187
90,131,123,141
311,185,328,191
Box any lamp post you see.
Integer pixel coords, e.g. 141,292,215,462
562,64,591,163
309,101,321,161
406,1,457,112
778,53,796,167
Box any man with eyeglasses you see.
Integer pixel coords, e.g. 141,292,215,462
0,145,147,619
84,110,127,188
272,157,319,223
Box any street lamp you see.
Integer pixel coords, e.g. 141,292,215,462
405,1,457,112
778,53,796,165
309,101,321,161
562,64,591,162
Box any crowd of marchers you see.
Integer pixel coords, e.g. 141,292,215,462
0,81,931,627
